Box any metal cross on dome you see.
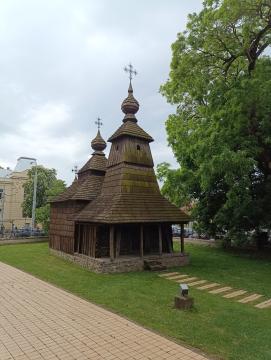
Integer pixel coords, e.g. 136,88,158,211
124,63,137,82
72,165,78,174
72,165,78,178
95,117,103,130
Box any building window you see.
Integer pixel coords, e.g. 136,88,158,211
0,189,3,200
116,145,119,151
137,145,141,151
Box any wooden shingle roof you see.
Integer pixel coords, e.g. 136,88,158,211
76,193,190,224
108,121,153,142
51,130,107,203
50,174,105,203
71,175,105,201
51,180,79,203
76,162,190,224
78,154,107,174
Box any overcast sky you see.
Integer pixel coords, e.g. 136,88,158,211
0,0,203,185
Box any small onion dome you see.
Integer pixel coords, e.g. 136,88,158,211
121,82,139,122
91,130,106,152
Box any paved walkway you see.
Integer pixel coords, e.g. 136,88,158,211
0,262,208,360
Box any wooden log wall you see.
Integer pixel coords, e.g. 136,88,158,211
74,223,111,258
49,201,85,254
75,223,97,257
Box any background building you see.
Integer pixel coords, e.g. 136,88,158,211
0,157,34,230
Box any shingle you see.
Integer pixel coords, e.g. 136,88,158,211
76,193,190,223
51,180,79,202
108,121,153,142
71,175,104,200
78,154,107,174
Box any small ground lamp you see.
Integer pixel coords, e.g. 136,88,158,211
174,283,194,310
180,283,189,297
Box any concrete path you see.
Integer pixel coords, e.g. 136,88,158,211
0,262,208,360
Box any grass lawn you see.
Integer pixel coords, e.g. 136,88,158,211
0,242,270,360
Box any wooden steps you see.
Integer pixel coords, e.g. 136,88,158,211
144,260,167,272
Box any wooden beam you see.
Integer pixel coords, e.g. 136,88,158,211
82,226,86,255
78,225,81,254
92,225,97,258
75,224,80,253
110,225,115,260
158,225,162,256
167,225,173,253
116,228,121,258
180,224,184,253
140,225,144,258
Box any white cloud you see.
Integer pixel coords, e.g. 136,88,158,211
21,103,72,135
0,0,203,184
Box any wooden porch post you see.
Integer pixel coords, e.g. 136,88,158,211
110,225,115,260
158,224,163,256
78,224,82,253
116,228,121,258
76,224,80,253
140,225,144,258
180,223,184,253
93,225,97,258
167,225,173,253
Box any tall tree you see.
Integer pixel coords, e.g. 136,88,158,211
159,0,271,246
22,166,66,231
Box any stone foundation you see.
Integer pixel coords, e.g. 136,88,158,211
50,249,189,273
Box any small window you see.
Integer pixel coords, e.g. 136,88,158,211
116,145,119,151
137,145,141,151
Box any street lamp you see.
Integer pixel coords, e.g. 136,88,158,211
0,190,5,230
30,159,37,233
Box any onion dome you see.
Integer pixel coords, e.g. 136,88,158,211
91,130,106,153
121,82,139,123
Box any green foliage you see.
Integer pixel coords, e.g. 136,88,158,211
160,0,271,245
35,205,50,233
22,167,66,231
35,179,66,233
23,166,57,217
157,162,193,206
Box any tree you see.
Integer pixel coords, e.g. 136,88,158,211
159,0,271,247
35,179,66,233
22,166,66,232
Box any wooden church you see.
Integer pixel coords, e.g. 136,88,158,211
49,67,190,273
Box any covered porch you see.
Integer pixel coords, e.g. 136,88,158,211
74,222,187,260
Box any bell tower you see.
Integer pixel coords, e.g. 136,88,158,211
107,64,154,169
